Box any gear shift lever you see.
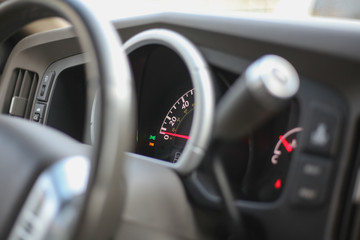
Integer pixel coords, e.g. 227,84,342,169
214,55,299,140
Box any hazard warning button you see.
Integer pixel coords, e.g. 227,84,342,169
304,103,342,157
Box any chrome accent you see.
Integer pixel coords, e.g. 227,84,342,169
213,54,299,140
246,55,300,108
123,29,215,175
8,156,90,240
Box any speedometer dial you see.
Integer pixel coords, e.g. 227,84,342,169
156,88,194,162
127,29,215,173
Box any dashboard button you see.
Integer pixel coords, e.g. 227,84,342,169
32,103,46,123
32,112,40,122
292,158,331,205
40,85,46,97
303,103,341,157
37,71,54,102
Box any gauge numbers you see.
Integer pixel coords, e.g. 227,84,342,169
154,88,194,163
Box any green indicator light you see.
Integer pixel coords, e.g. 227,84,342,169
149,135,156,140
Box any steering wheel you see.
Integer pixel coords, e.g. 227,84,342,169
0,1,134,239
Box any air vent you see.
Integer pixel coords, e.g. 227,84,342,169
8,69,38,118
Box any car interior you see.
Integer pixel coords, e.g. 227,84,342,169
0,0,360,240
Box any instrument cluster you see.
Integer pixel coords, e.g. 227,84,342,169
126,30,302,202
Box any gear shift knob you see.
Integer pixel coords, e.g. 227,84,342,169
214,55,300,140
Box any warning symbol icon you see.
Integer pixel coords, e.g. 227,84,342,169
310,123,329,147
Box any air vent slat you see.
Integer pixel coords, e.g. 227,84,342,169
19,71,33,99
13,69,24,97
8,68,38,119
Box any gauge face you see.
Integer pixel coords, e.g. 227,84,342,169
233,103,301,202
240,125,303,202
133,46,196,164
271,127,303,165
152,88,194,162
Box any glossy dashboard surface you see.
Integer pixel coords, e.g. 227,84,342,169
1,11,360,240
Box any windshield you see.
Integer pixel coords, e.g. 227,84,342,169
86,0,360,21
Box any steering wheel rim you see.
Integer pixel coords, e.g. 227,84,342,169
0,0,135,239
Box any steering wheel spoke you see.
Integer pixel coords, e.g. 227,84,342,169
8,155,90,240
0,115,90,238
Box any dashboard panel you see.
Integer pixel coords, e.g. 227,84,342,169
0,10,360,240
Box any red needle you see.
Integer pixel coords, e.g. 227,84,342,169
160,132,191,140
279,135,293,152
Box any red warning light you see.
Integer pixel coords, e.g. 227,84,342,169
274,179,282,189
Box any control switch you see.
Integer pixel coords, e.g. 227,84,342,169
32,103,46,123
292,158,331,205
304,103,341,157
37,71,54,102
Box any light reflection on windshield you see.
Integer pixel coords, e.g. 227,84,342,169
84,0,360,21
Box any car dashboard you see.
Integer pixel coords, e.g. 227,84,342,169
1,10,360,240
